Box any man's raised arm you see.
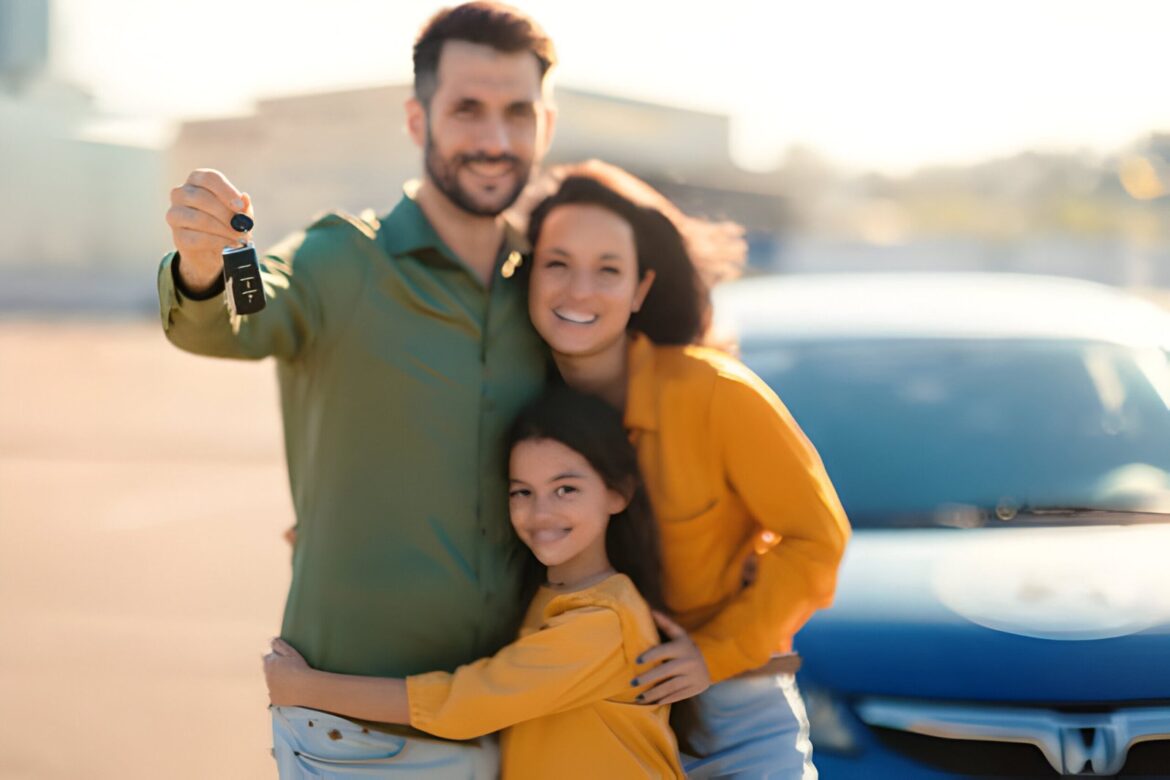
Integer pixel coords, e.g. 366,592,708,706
156,169,334,362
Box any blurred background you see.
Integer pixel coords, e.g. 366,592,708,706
3,0,1170,777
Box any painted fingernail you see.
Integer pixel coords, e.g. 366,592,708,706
635,694,644,702
636,656,644,664
630,678,639,687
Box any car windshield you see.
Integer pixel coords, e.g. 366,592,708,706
740,337,1170,529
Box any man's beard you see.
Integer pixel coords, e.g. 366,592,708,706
424,134,531,218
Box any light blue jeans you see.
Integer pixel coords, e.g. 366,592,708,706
271,706,498,779
675,673,816,779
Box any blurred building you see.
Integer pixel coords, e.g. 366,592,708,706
168,84,788,263
0,0,168,313
0,0,50,92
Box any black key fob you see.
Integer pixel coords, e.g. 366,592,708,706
222,243,266,315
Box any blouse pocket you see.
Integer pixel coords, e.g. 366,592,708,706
656,497,728,610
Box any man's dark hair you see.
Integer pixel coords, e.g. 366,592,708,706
413,2,557,107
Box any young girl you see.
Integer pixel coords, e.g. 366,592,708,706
520,162,852,778
264,387,685,779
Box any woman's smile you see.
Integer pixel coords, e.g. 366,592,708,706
552,308,599,325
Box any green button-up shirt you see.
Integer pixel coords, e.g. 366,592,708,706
157,194,547,677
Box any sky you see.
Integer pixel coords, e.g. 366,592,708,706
48,0,1170,173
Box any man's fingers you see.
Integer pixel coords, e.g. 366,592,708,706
186,168,245,211
651,610,687,639
637,677,690,705
171,183,238,229
167,205,243,244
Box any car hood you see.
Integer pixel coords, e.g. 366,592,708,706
796,523,1170,702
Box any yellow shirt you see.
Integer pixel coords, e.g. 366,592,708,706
625,333,852,683
407,573,684,779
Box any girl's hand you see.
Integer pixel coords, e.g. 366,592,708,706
263,637,311,707
631,612,712,705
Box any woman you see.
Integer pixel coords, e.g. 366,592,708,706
519,161,852,778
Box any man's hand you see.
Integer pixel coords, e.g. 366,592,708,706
166,169,255,294
263,637,311,707
631,611,712,705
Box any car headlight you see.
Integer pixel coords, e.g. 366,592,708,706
801,680,863,755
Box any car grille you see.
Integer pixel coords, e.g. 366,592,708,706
855,698,1170,776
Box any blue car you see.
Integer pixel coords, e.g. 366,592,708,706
714,273,1170,778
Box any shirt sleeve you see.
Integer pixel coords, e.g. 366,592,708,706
157,214,369,362
406,606,629,740
690,371,852,682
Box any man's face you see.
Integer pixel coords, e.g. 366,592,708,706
409,40,555,217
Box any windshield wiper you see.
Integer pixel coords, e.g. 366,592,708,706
1016,504,1169,515
1002,504,1170,522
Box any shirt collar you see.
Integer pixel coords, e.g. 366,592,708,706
624,332,659,433
378,187,530,266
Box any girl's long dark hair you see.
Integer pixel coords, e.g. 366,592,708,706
520,160,746,346
507,386,666,614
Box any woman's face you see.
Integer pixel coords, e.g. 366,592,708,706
528,203,655,359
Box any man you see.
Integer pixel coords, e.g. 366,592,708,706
159,4,556,775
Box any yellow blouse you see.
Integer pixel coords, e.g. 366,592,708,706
625,333,852,683
407,573,683,779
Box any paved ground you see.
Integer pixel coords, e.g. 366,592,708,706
0,319,294,779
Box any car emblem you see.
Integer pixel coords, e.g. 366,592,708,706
1064,724,1119,776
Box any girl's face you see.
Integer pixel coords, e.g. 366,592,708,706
528,203,655,359
508,437,628,572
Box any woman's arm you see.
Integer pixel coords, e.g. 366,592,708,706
627,611,711,705
264,638,410,724
690,371,852,683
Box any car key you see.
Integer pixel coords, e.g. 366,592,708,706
222,212,266,315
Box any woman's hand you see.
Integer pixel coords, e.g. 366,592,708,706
263,637,312,707
631,612,712,705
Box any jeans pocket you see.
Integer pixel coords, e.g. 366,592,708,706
291,738,409,778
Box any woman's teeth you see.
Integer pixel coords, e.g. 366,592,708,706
554,309,598,324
